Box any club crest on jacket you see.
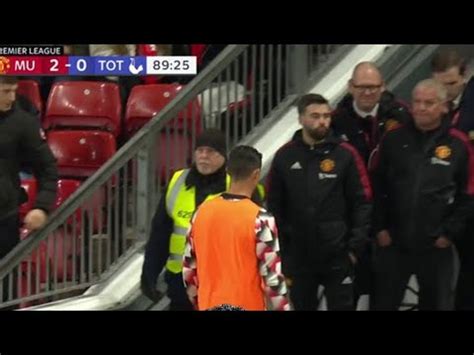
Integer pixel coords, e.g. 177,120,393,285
320,159,335,173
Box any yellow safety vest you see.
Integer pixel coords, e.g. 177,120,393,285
165,168,265,274
165,169,230,273
256,183,265,202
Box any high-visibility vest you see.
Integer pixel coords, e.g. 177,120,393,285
256,183,265,202
165,168,265,274
165,169,230,273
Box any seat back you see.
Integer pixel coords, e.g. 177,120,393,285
44,81,122,137
125,84,201,138
156,132,192,181
48,130,117,178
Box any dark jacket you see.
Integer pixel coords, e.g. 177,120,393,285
372,118,474,250
332,91,412,164
0,106,57,220
451,76,474,136
16,95,40,120
266,130,372,275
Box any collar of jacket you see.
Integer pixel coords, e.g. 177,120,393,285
0,107,14,120
459,76,474,109
291,129,341,150
185,164,227,190
407,115,452,139
221,192,249,200
337,90,398,118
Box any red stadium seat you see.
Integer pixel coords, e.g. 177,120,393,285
128,131,192,184
45,228,81,282
17,80,43,116
48,180,105,282
18,244,46,308
48,130,116,179
19,179,88,289
156,131,192,181
55,179,81,208
56,178,105,232
20,178,82,221
43,81,122,137
19,229,81,290
125,84,202,138
19,228,48,290
190,44,207,65
56,179,83,227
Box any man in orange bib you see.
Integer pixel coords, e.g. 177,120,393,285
183,146,290,311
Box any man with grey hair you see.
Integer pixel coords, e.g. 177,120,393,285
371,79,474,310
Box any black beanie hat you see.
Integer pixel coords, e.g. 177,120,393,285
195,129,227,158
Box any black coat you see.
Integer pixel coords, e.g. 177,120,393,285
452,77,474,136
372,118,474,250
267,130,372,275
332,91,412,164
0,106,57,220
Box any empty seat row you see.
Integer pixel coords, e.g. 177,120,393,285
46,129,190,182
19,80,203,139
19,178,100,305
19,179,82,224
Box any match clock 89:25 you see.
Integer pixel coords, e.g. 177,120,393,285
146,56,197,75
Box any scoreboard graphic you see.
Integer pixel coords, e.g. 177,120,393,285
0,50,197,76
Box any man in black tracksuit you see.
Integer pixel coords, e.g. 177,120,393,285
331,62,411,306
267,94,372,311
0,76,58,304
371,79,474,310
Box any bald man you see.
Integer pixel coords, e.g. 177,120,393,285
331,62,411,308
332,62,411,165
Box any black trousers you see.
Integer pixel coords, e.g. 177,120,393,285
165,271,194,311
353,244,373,305
373,245,459,311
0,214,20,307
290,255,355,311
455,222,474,310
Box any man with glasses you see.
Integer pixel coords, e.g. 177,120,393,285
332,62,411,165
331,62,411,309
371,79,474,310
